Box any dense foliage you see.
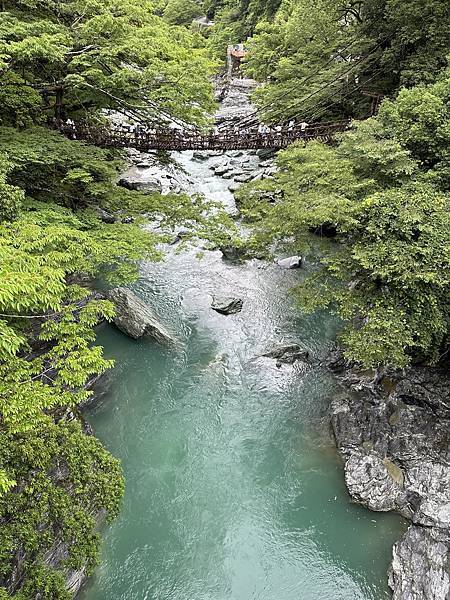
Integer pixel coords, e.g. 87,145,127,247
0,421,124,600
163,0,204,25
205,0,282,60
241,0,450,122
237,68,450,367
0,0,216,127
0,1,229,598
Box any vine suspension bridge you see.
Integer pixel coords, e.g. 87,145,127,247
57,119,351,151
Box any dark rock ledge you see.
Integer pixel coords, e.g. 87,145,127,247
327,351,450,600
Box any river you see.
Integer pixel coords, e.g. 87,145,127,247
80,143,406,600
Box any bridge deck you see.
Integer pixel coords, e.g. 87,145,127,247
58,121,349,151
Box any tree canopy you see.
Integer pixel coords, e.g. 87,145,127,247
241,0,450,122
237,67,450,368
0,0,216,127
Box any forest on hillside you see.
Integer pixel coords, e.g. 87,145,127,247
0,0,449,598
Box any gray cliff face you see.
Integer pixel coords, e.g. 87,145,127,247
389,525,450,600
107,287,174,344
329,355,450,599
210,296,243,315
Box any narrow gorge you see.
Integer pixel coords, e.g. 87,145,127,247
0,1,448,599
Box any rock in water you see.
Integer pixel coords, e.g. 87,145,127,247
276,256,302,269
219,245,246,261
262,344,309,365
256,148,277,160
389,525,450,600
211,296,243,315
213,162,230,176
192,151,209,161
234,172,254,183
107,287,174,344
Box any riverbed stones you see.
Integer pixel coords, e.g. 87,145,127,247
234,172,254,183
192,151,209,161
118,175,162,193
276,256,302,269
256,148,277,160
211,296,243,314
262,343,309,366
213,163,230,176
107,287,174,344
222,169,242,179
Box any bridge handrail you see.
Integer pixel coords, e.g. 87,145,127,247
56,119,350,150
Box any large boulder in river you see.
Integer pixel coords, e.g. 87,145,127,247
211,296,243,315
262,343,309,366
213,162,230,176
107,287,174,344
118,177,162,193
331,392,450,526
276,256,302,269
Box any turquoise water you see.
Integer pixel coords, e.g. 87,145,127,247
82,233,405,600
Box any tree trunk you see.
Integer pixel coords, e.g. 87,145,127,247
54,86,65,123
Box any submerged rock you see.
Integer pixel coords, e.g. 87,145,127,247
389,525,450,600
262,343,309,366
211,296,243,315
107,287,174,344
276,256,302,269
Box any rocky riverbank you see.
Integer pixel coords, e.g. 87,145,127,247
328,352,450,599
117,78,278,201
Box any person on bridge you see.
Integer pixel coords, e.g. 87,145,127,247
300,121,309,133
258,123,269,135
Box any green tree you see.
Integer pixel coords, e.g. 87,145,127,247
242,0,450,123
0,0,216,127
163,0,203,25
237,72,450,367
